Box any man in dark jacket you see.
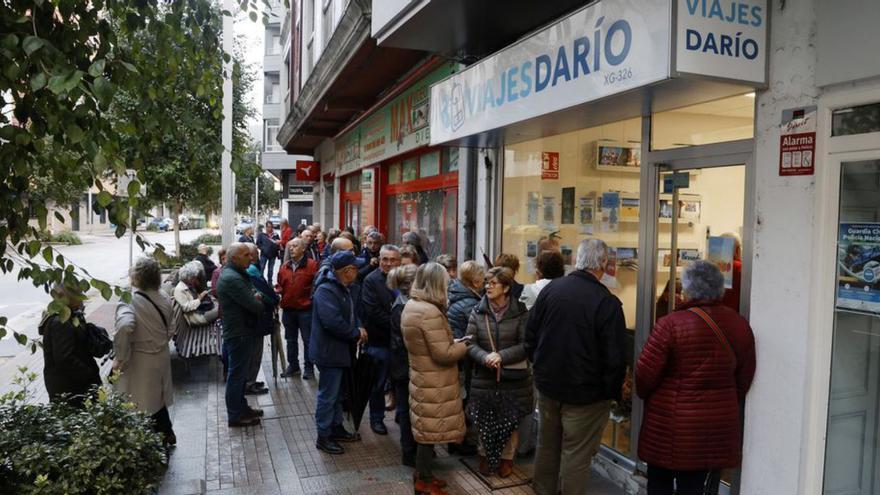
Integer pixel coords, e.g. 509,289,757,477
256,221,280,284
216,242,265,427
360,244,401,435
246,244,278,395
525,238,626,495
301,229,321,261
39,285,101,408
276,237,319,379
310,251,368,455
357,231,384,282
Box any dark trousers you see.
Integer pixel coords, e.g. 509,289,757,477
416,444,434,480
224,335,253,422
282,308,313,373
259,255,276,284
151,406,174,436
246,335,264,386
364,345,390,425
315,365,345,438
647,465,721,495
394,378,417,462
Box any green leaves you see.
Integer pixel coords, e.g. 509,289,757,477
88,59,106,78
30,72,47,91
97,190,113,207
22,36,44,55
67,124,84,144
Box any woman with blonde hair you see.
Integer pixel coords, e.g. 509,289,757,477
402,262,470,495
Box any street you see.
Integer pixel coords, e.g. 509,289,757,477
0,228,213,358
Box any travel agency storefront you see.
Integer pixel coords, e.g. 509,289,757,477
333,61,464,259
429,0,769,492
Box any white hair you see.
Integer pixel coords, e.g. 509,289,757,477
130,256,161,290
179,260,205,282
682,260,725,301
575,238,608,271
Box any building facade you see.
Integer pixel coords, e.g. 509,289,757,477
277,1,880,494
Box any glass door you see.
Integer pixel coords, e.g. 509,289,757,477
823,158,880,495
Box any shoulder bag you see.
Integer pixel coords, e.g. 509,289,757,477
84,320,113,358
483,313,529,382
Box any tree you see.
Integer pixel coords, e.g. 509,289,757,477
0,0,276,347
235,144,282,219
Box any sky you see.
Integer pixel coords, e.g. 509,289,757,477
234,8,267,142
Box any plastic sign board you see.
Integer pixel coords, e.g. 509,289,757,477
430,0,671,144
674,0,767,85
837,223,880,315
295,160,320,182
541,152,560,179
779,106,816,177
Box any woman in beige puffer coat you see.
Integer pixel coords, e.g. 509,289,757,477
402,262,469,495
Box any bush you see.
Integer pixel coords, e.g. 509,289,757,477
145,223,160,232
37,231,83,245
0,379,167,494
177,243,199,260
193,233,221,245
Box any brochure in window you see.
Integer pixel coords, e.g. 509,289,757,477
561,187,575,224
837,223,880,315
708,236,736,289
600,192,620,232
542,197,557,231
579,196,595,235
620,197,639,222
527,192,540,225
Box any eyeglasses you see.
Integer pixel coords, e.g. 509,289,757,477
485,280,500,287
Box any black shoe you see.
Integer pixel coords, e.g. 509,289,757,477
456,442,478,456
370,421,388,436
402,454,415,468
245,406,264,417
330,426,359,442
302,369,313,380
228,416,261,427
254,381,265,388
245,384,269,395
282,366,301,378
316,436,344,455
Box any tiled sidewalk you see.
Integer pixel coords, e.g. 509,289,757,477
157,343,627,495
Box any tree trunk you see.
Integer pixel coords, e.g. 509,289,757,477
172,199,181,257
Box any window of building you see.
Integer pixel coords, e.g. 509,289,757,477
443,148,460,173
387,162,402,185
264,119,281,152
832,102,880,136
304,0,316,76
266,30,282,55
322,0,334,48
420,151,440,178
265,73,281,104
402,158,418,182
652,93,755,150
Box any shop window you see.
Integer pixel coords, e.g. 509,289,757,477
402,158,418,182
388,162,401,185
824,159,880,495
387,189,457,260
345,173,361,192
502,117,641,456
652,93,755,150
832,102,880,136
443,148,460,173
420,151,440,178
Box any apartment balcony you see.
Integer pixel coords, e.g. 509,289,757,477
277,0,426,155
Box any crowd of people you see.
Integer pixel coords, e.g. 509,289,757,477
38,219,757,495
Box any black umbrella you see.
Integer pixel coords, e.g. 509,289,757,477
466,369,529,473
343,345,382,431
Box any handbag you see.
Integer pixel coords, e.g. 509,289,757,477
84,321,113,358
483,313,530,382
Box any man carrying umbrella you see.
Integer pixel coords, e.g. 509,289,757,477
310,251,368,455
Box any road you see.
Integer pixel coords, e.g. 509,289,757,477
0,228,213,357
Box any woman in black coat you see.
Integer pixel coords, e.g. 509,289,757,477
39,286,102,408
447,261,485,339
387,264,419,467
465,267,532,478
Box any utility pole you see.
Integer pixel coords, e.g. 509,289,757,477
220,0,234,247
254,176,259,220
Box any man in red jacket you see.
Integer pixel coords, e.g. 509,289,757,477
275,237,319,379
278,218,294,258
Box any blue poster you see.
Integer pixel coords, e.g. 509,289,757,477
601,192,620,232
708,237,735,289
838,223,880,315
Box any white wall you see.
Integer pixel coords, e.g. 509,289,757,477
741,1,820,494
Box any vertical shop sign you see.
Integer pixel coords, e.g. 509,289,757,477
837,223,880,315
541,152,559,180
295,160,320,182
361,169,375,227
779,106,816,177
707,236,735,289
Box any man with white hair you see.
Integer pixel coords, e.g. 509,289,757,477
525,238,627,495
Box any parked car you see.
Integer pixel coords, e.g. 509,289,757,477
268,215,282,229
149,217,170,232
235,219,254,235
178,215,190,230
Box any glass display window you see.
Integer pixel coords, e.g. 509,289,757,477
420,151,441,178
502,117,641,456
388,162,402,184
387,188,457,260
402,157,419,182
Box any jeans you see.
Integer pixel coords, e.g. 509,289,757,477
282,308,313,373
224,335,253,422
364,345,390,424
315,365,345,438
532,393,612,495
394,378,416,461
259,255,276,284
647,465,721,495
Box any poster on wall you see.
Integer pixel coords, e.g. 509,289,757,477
708,236,736,289
679,199,701,221
837,223,880,315
620,197,639,222
541,152,560,180
561,187,575,224
542,197,557,231
560,245,573,266
579,196,595,235
400,199,418,233
527,192,540,225
779,106,817,177
526,241,538,259
600,192,620,232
